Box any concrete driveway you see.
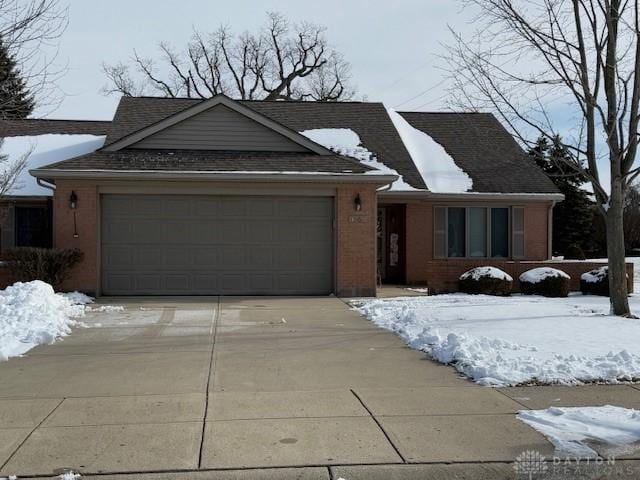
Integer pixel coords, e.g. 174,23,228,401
2,296,640,479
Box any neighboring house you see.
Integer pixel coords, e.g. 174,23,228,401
0,94,609,296
0,132,109,253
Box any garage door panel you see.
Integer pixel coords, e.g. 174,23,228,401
163,246,194,267
102,246,134,267
135,247,163,266
101,195,333,295
135,274,162,292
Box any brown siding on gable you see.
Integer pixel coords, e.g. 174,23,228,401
130,104,309,152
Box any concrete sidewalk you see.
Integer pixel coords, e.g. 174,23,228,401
1,296,640,478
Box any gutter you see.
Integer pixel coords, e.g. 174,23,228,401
29,169,398,185
380,190,565,202
37,178,56,192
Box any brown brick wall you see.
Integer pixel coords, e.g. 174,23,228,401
53,180,99,294
398,199,635,293
50,180,379,297
414,259,633,293
335,185,378,297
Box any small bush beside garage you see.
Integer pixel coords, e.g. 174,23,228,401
459,266,513,296
5,247,83,290
519,267,570,297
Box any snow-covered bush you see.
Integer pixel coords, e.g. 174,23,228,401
459,266,513,296
581,266,612,296
5,247,83,289
519,267,570,297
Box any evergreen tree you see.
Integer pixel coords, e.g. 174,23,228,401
529,136,596,258
0,35,34,119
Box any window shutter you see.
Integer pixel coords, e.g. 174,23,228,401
434,206,447,258
512,206,525,259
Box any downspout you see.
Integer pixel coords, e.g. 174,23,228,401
547,200,557,260
37,179,56,249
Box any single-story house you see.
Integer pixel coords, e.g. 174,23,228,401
0,94,624,296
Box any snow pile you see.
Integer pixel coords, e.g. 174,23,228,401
0,281,88,361
1,135,106,196
581,266,608,284
299,128,417,190
520,267,570,284
353,294,640,386
60,291,94,305
386,109,473,193
518,406,640,457
460,266,513,282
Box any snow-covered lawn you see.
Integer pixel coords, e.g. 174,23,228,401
0,281,92,361
518,406,640,457
354,293,640,386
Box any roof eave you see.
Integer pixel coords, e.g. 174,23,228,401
30,168,397,185
380,190,565,202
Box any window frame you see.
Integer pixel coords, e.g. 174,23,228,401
437,205,517,260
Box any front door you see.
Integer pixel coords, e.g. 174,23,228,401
377,205,406,284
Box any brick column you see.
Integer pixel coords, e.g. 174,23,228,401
335,184,378,297
53,180,98,294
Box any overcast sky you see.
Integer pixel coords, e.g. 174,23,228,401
47,0,472,120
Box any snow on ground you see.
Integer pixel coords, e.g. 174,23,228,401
59,291,94,305
518,406,640,457
354,293,640,386
299,128,418,191
1,135,106,196
386,108,473,193
0,281,92,361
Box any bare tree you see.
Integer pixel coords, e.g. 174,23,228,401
0,0,68,114
444,0,640,316
102,12,356,101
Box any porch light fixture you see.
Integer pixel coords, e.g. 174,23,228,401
69,191,78,209
354,193,362,212
69,191,79,238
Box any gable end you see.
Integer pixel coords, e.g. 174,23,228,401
129,104,310,152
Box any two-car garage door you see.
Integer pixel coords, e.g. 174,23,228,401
100,194,334,295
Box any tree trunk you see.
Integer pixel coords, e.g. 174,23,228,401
606,181,631,316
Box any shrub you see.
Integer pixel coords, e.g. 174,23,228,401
564,244,586,260
580,266,611,296
459,266,513,296
519,267,570,297
5,247,83,290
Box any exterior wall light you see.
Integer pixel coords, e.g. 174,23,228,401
69,191,79,238
69,191,78,209
354,193,362,212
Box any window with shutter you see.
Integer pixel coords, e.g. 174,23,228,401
512,206,525,259
433,206,447,258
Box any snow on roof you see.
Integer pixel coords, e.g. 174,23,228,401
299,128,417,191
386,108,473,193
1,134,106,196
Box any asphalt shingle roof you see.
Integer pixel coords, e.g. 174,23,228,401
38,149,374,174
16,95,558,194
398,112,559,194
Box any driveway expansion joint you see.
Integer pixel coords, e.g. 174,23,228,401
0,397,65,472
197,297,219,470
349,388,407,463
